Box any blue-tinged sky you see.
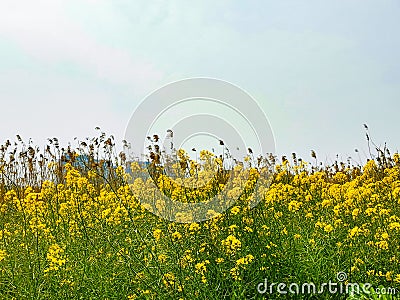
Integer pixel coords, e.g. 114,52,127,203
0,0,399,163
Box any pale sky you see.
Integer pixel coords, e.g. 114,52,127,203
1,0,399,163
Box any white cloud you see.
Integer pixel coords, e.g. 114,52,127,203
0,0,163,89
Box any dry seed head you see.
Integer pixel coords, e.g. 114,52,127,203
311,150,317,159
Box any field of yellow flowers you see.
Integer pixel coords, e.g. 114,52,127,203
0,133,399,299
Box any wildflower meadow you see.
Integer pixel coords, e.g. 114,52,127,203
0,132,399,299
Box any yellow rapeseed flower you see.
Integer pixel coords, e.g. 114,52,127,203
0,249,7,262
172,231,182,240
324,224,334,233
221,235,242,254
153,229,162,241
230,206,240,215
